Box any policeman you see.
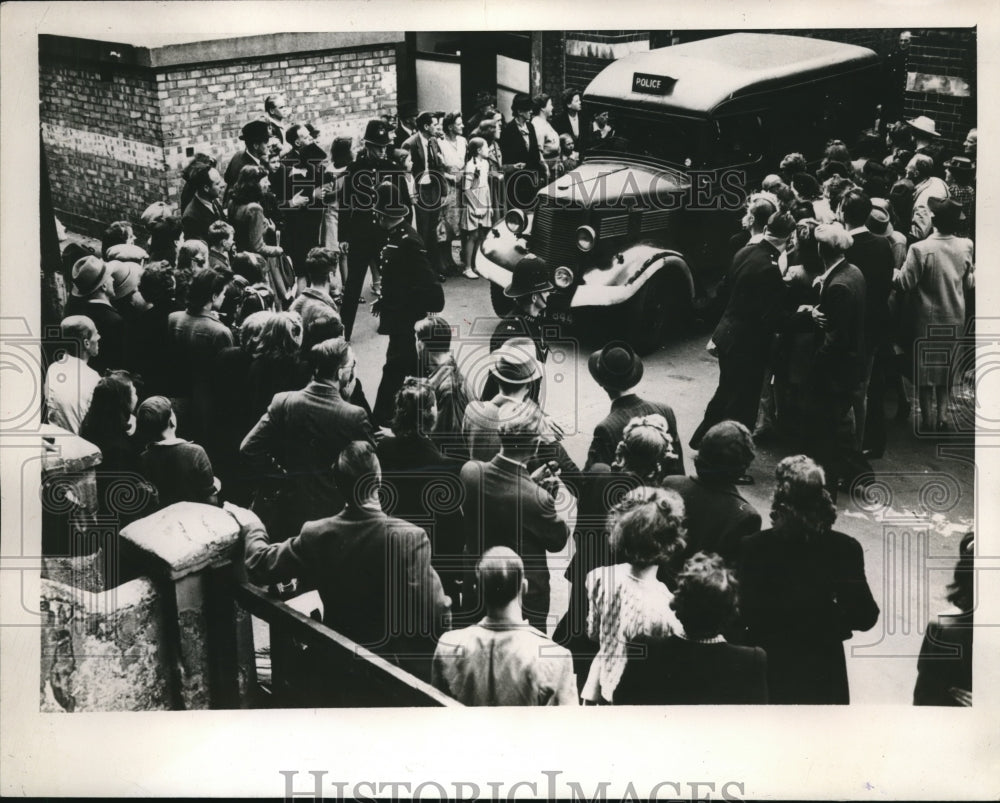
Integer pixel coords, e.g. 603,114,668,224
339,119,405,341
370,182,445,427
483,255,555,401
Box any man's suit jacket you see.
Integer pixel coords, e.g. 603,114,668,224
223,149,264,194
240,380,374,538
712,241,787,357
614,636,769,705
661,475,761,563
243,506,449,674
460,455,571,624
181,196,224,243
585,393,684,474
499,119,543,173
402,132,446,208
845,230,894,350
812,260,867,396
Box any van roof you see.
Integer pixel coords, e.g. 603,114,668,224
584,32,879,116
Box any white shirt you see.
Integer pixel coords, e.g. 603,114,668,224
45,355,100,434
531,115,560,159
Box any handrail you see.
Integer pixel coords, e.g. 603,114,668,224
233,580,462,707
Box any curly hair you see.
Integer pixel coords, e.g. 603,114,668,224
608,486,687,569
769,455,837,536
671,552,739,640
391,377,438,439
256,311,302,360
612,414,677,484
230,165,268,208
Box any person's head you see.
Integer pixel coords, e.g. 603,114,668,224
612,414,678,483
888,178,915,225
101,221,134,258
608,486,686,570
929,197,964,236
561,87,582,113
898,30,912,50
769,455,837,536
823,139,851,165
944,156,975,187
301,314,345,358
588,340,643,396
490,339,542,398
496,400,547,457
442,111,463,137
946,531,974,613
373,181,410,231
70,255,113,299
511,93,532,122
108,260,144,310
393,147,413,172
331,136,354,168
190,163,226,202
840,188,873,229
177,239,209,272
304,247,338,288
761,174,786,194
416,111,437,136
391,377,438,439
474,119,497,144
148,215,183,262
558,133,575,157
823,176,856,217
286,124,314,151
59,315,99,361
504,255,553,313
477,546,526,610
414,314,453,365
264,93,289,121
231,165,269,206
743,192,778,233
238,310,276,355
671,552,740,640
779,152,808,181
81,370,139,443
230,251,265,284
206,220,235,253
694,420,756,484
182,153,216,184
362,119,391,158
310,336,352,382
257,311,302,359
905,153,934,183
532,93,553,119
814,222,854,264
239,120,272,158
186,266,228,312
763,211,796,252
137,261,176,308
790,172,821,201
466,136,487,161
963,128,977,159
135,395,175,445
332,440,381,508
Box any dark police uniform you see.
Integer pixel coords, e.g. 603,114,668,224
372,223,445,426
339,140,405,340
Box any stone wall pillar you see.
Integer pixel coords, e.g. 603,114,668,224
120,501,258,709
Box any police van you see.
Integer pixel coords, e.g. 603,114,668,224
478,32,881,352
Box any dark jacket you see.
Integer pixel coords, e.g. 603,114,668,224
739,526,879,704
614,636,769,705
661,474,761,563
181,196,224,243
913,611,973,706
62,297,126,376
499,118,543,174
402,132,447,209
845,230,894,350
339,151,404,243
140,440,217,508
811,259,867,395
124,304,172,398
376,224,444,336
585,393,684,475
551,110,589,148
223,149,265,191
240,380,374,541
712,241,787,356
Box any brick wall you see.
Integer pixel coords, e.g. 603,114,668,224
904,29,976,150
40,61,168,236
540,31,567,109
565,31,651,100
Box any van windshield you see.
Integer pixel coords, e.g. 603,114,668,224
584,108,708,169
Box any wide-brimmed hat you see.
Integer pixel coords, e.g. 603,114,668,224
490,339,542,384
588,341,643,391
107,260,142,300
944,156,975,177
928,196,966,223
363,119,391,146
240,120,272,144
907,115,940,138
504,255,553,298
867,207,894,237
105,243,149,262
71,255,108,297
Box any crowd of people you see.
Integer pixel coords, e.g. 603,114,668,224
43,82,974,708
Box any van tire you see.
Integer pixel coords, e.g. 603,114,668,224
626,270,691,354
490,280,516,316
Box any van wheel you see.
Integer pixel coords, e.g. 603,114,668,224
626,270,691,355
490,280,515,316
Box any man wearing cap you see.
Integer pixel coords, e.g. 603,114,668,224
107,260,146,322
402,111,448,277
63,255,126,375
585,340,684,475
181,163,227,244
907,115,944,173
370,181,445,427
500,93,544,210
460,401,576,632
690,212,795,452
340,119,404,340
906,153,949,242
45,315,101,434
803,223,868,495
224,120,271,198
394,101,418,150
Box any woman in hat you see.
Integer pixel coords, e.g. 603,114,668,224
895,196,974,432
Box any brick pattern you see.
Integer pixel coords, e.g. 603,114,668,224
905,31,976,150
541,31,567,109
157,46,397,198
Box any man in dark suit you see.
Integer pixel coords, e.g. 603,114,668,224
394,101,417,150
223,120,271,202
690,211,795,454
402,111,448,277
842,189,895,459
181,163,226,243
662,420,761,564
584,340,684,475
240,337,375,542
499,93,545,210
243,440,450,682
460,402,576,632
551,87,588,151
803,223,869,496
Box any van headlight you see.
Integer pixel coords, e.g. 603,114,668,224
576,225,597,252
553,266,575,288
505,209,527,235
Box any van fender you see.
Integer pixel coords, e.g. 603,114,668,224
570,248,694,308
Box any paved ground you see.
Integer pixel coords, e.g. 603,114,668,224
348,264,976,705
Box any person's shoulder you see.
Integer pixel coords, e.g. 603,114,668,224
661,474,693,493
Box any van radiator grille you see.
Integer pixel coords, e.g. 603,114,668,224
532,205,586,268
